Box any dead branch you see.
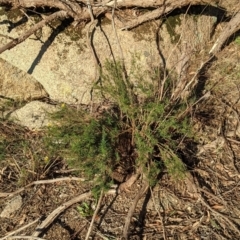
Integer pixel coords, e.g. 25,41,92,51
3,237,46,240
119,0,216,30
0,10,67,54
122,181,149,239
0,0,226,30
105,0,216,8
0,177,86,198
0,218,40,240
199,197,240,236
209,11,240,55
32,191,91,237
0,0,81,19
150,187,168,240
85,190,104,240
32,188,116,237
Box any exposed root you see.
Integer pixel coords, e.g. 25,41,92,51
150,187,168,240
122,180,149,239
119,172,140,192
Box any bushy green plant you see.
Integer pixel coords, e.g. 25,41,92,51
44,105,121,186
98,60,192,183
45,59,194,190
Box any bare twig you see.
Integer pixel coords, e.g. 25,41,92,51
85,190,104,240
32,191,92,237
209,11,240,55
150,187,168,240
120,0,216,30
123,181,149,239
112,0,124,64
0,218,40,240
0,11,67,54
0,177,86,198
199,196,240,235
32,188,117,237
3,236,46,240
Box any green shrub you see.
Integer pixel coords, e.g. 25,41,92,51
45,59,194,190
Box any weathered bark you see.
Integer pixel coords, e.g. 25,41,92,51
209,11,240,55
0,0,240,55
0,0,224,23
105,0,217,8
0,10,67,54
0,0,83,19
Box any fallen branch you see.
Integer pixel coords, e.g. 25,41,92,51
85,190,104,240
0,10,67,54
105,0,216,8
32,191,91,237
0,177,86,198
32,188,117,237
0,218,40,240
0,0,81,19
120,0,217,30
150,187,168,240
122,181,149,239
209,11,240,55
199,196,240,235
3,236,46,240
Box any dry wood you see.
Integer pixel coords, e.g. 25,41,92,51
32,191,92,237
0,0,223,30
119,172,140,192
32,188,116,237
0,0,82,19
85,190,104,240
118,0,216,30
150,187,168,240
0,218,40,240
3,236,46,240
122,181,149,239
209,11,240,55
105,0,216,8
199,196,240,235
0,10,67,54
0,177,86,198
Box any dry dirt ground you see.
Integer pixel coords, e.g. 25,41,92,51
1,20,240,240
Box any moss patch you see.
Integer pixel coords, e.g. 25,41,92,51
165,15,181,43
132,22,157,41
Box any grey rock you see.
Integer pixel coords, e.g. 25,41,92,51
10,101,58,130
0,195,22,218
0,58,48,101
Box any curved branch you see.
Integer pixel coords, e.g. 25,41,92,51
209,11,240,55
105,0,217,8
0,0,82,19
0,10,67,54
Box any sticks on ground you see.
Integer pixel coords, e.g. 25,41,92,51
0,218,41,240
85,190,104,240
0,11,67,54
0,177,86,198
209,11,240,55
122,181,149,239
31,188,116,238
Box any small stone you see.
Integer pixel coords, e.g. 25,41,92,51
0,195,22,218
